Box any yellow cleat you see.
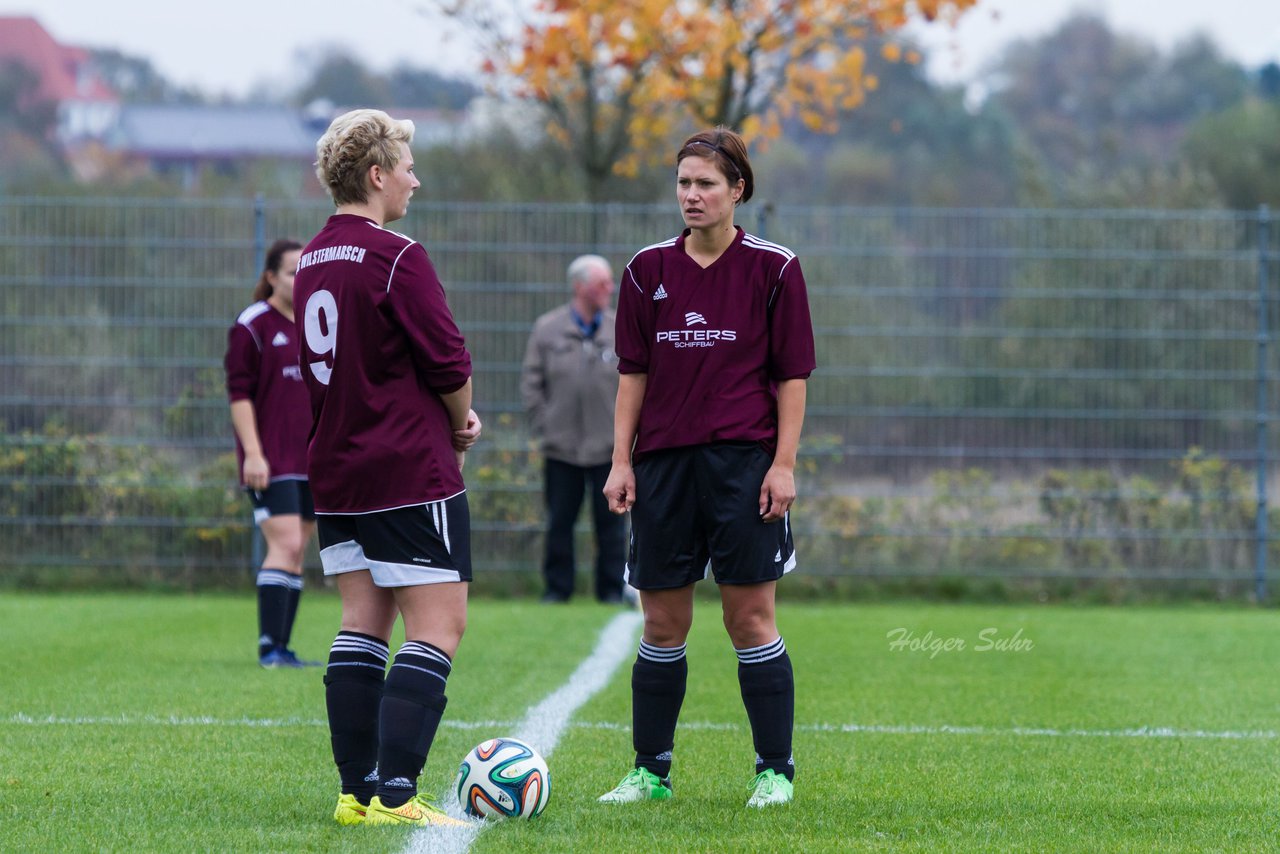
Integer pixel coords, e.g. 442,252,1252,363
333,793,367,826
363,794,469,827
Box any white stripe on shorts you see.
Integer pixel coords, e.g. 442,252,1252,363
428,498,452,553
320,539,461,586
319,540,365,575
366,558,461,587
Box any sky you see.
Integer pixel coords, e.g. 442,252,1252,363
5,0,1280,99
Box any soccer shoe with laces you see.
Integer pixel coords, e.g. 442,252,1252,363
745,769,793,807
258,648,288,668
597,767,673,803
278,648,323,668
333,793,367,826
363,794,469,827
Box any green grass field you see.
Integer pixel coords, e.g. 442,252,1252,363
1,592,1276,852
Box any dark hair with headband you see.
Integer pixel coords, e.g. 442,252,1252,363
676,127,754,205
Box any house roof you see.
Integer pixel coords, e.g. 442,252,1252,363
0,15,116,103
108,104,316,158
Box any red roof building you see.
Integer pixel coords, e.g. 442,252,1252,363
0,15,118,140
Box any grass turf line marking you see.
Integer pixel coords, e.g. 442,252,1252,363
511,610,644,752
402,610,642,854
2,713,508,729
6,712,1274,742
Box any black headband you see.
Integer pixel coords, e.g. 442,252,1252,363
681,139,741,179
684,140,724,155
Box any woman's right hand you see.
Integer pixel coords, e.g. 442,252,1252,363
243,453,270,491
603,462,636,515
452,408,482,452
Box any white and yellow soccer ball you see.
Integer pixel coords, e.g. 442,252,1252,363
454,737,551,819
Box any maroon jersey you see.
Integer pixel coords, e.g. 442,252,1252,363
615,226,816,458
224,301,311,484
293,214,472,514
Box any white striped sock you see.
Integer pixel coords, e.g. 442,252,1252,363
735,636,786,664
638,640,687,663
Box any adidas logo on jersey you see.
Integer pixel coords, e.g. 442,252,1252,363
653,284,668,300
272,331,290,346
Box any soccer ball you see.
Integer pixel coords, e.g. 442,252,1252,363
454,737,551,819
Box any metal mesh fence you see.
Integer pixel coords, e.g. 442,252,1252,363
1,198,1276,595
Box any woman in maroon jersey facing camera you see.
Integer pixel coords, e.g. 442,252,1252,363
599,127,815,809
224,238,320,669
294,109,479,828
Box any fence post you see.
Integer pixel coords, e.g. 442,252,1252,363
253,193,267,277
1255,203,1271,604
250,194,267,575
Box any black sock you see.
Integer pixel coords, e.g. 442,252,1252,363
255,569,292,656
736,637,795,781
324,631,389,802
280,575,303,649
631,640,687,781
374,641,452,808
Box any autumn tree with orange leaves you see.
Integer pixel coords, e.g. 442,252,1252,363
435,0,978,201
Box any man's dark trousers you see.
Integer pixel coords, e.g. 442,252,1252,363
543,458,626,601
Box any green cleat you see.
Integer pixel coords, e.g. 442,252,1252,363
745,769,793,808
363,793,469,827
597,767,674,803
333,793,367,826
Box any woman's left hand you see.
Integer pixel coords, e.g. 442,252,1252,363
759,464,796,523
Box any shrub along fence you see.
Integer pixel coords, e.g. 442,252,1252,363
1,198,1277,598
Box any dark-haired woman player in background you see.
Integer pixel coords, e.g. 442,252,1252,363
225,238,320,669
598,127,815,809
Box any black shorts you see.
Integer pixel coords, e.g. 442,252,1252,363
316,492,472,587
627,442,796,590
248,478,315,524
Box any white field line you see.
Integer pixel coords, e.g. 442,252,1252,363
569,720,1280,741
6,712,1274,742
401,610,643,854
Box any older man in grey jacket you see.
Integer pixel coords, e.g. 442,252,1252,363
521,255,628,603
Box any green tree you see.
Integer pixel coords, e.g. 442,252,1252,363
0,58,56,137
89,49,203,103
991,14,1246,203
755,43,1020,207
293,51,391,107
387,65,479,110
435,0,978,202
0,59,64,186
1184,100,1280,209
1257,62,1280,101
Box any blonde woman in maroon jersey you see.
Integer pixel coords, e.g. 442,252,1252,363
295,109,480,828
600,127,816,809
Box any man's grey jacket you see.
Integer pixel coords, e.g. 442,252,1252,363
520,304,619,467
